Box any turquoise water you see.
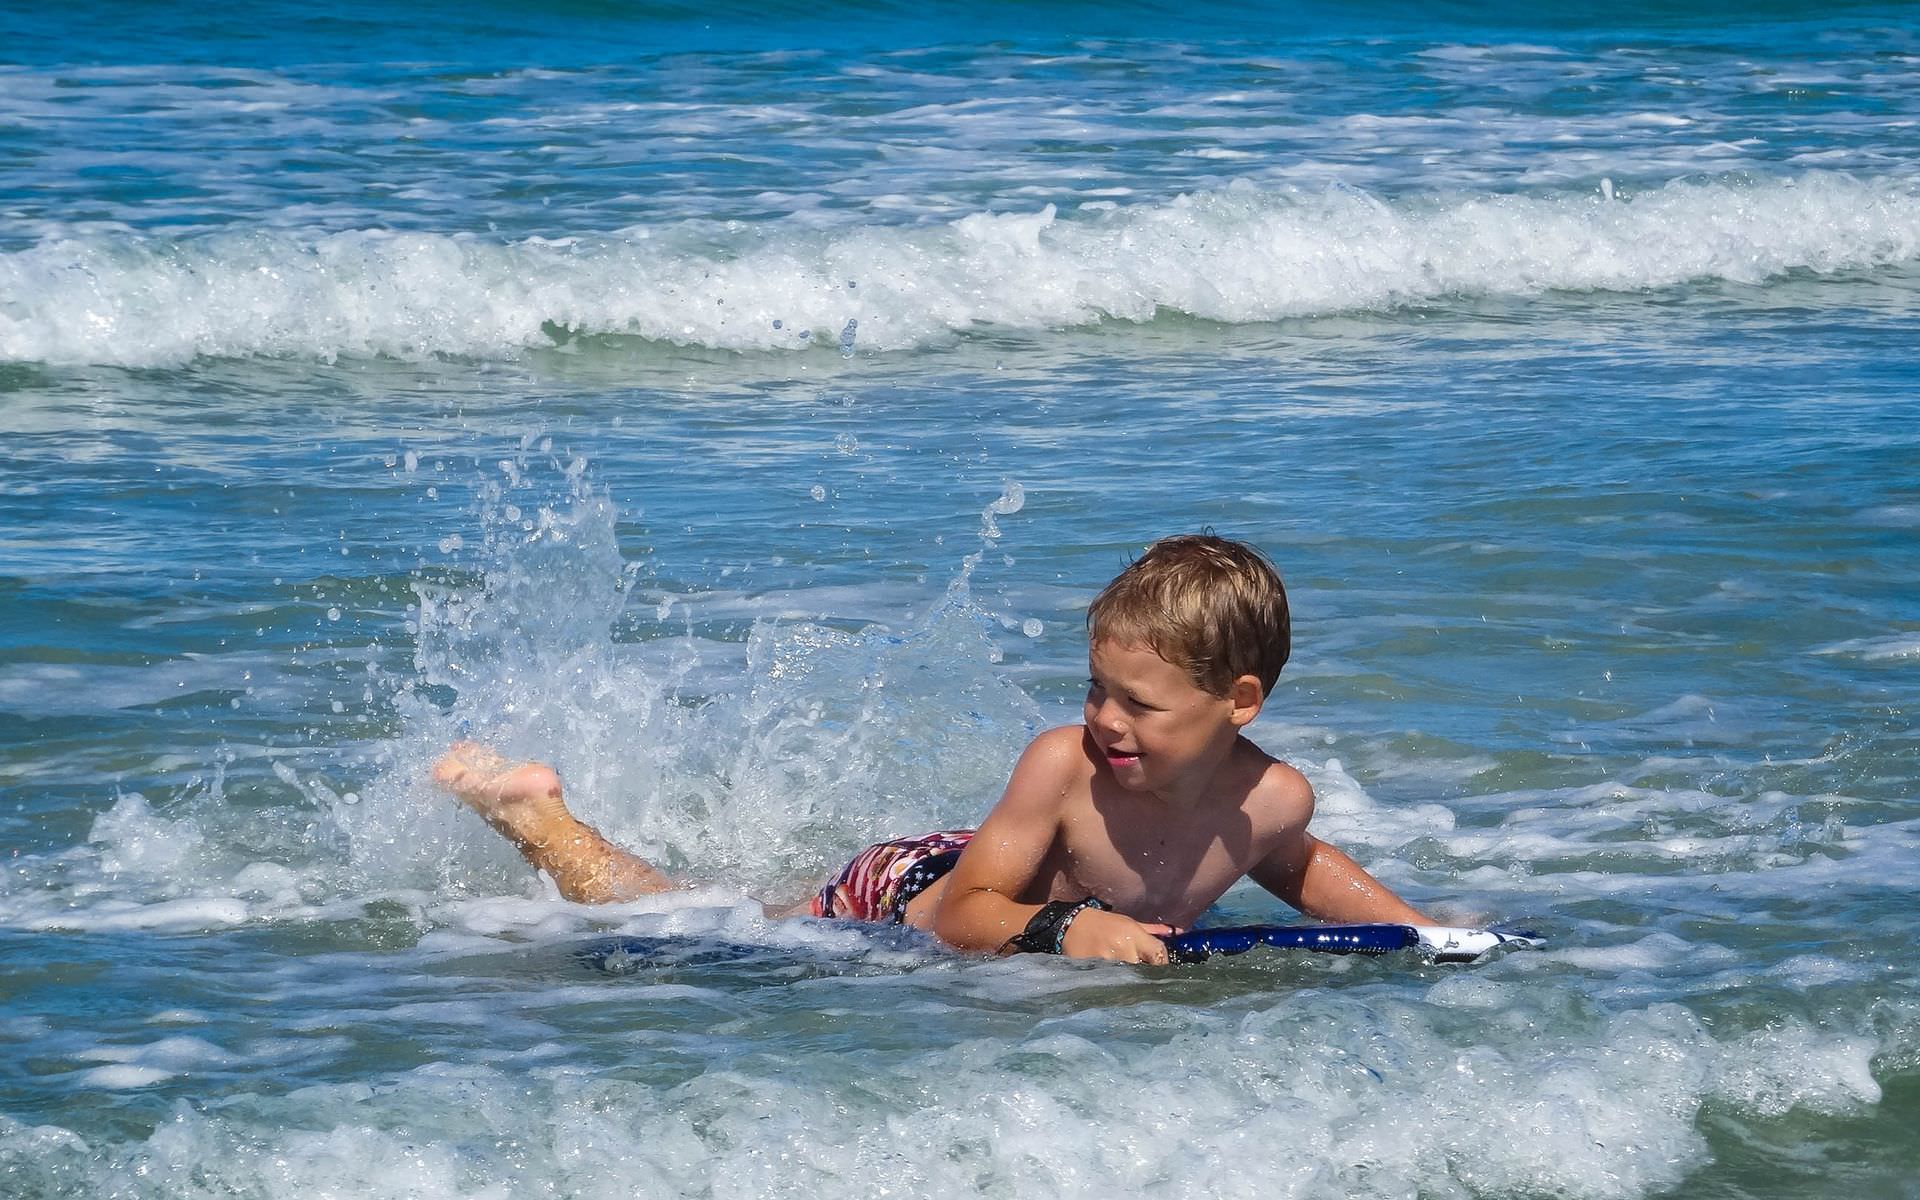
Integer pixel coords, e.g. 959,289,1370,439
3,3,1919,1196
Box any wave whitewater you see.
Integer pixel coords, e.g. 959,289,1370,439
4,173,1917,368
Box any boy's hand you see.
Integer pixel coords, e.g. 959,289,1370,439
1060,908,1179,964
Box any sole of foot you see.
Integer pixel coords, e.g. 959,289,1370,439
432,741,568,844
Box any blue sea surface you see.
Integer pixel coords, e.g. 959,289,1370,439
2,2,1918,1197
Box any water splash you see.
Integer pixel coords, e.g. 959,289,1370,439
332,460,1044,897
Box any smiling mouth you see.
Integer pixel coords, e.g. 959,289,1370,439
1104,749,1141,765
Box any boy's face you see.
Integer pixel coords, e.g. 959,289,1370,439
1084,639,1253,799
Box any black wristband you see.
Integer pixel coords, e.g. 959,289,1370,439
1004,897,1108,955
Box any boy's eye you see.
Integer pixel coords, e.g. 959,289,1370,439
1087,679,1160,712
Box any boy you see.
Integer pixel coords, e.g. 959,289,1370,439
434,534,1431,965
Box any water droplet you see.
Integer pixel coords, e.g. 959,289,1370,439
438,534,463,553
809,484,827,501
838,318,858,358
326,607,341,621
1022,618,1044,638
330,700,345,713
979,480,1026,538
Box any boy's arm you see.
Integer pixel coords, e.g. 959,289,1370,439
935,728,1175,964
1247,781,1433,926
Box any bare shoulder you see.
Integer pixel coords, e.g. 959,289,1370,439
987,724,1095,813
1009,724,1097,788
1027,722,1096,764
944,726,1092,898
1236,741,1315,833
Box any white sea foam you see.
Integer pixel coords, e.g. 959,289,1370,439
1810,633,1920,662
3,173,1916,368
1547,932,1728,973
70,1035,235,1089
1766,954,1877,988
77,1035,232,1069
0,995,1885,1200
75,1066,176,1090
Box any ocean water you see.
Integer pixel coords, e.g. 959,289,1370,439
3,1,1918,1196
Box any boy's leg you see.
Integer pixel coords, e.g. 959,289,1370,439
432,742,675,904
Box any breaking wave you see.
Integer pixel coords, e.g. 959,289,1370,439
4,172,1917,368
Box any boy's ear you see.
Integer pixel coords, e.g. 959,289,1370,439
1227,675,1264,726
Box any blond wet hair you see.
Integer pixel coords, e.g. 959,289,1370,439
1086,534,1291,696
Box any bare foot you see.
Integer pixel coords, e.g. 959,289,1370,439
432,740,676,903
432,741,572,849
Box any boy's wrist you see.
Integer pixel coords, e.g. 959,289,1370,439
1003,897,1108,955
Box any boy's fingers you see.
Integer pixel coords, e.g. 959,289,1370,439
1062,913,1176,964
1114,931,1171,965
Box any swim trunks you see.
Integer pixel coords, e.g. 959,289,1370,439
810,829,975,923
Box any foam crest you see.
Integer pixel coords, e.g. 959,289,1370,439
5,173,1916,367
